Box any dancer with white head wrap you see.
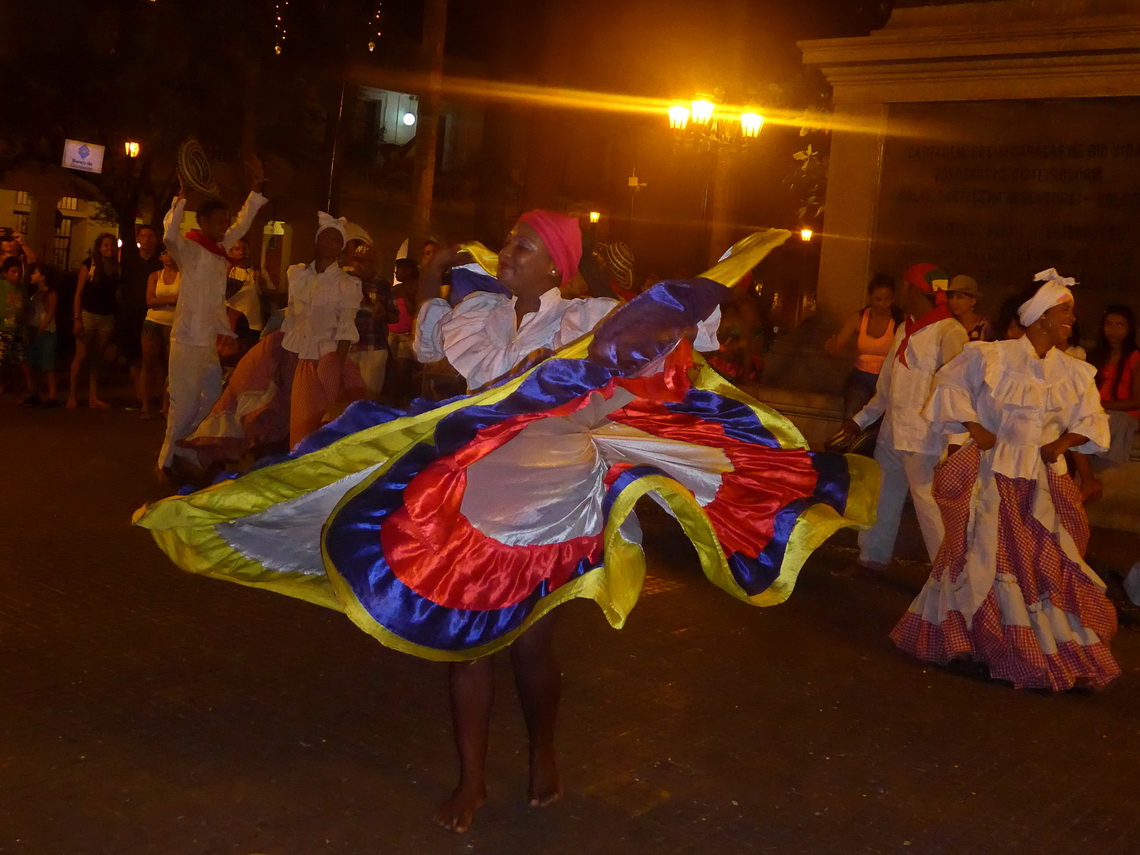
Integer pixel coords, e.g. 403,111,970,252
891,270,1119,690
183,213,365,465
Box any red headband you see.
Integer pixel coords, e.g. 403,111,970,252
518,210,582,286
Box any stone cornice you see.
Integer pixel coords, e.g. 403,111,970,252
800,14,1140,103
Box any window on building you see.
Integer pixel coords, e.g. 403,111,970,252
58,197,78,211
52,217,73,269
15,191,30,207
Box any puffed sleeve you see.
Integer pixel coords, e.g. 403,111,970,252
554,297,619,348
335,275,362,343
1066,360,1111,454
413,298,452,363
923,343,985,433
279,264,306,337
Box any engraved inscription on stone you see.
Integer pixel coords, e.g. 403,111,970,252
874,99,1140,328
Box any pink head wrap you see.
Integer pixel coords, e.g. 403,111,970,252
518,210,582,286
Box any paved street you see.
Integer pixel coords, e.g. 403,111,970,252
2,400,1139,855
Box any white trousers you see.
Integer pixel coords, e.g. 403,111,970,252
348,349,388,400
858,441,943,566
158,341,223,468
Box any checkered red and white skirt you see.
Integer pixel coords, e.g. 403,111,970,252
891,443,1120,691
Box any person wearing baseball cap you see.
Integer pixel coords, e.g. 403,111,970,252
946,274,996,342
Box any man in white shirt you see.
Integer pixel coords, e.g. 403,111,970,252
833,263,969,574
158,171,269,478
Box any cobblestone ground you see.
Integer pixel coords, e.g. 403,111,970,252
2,400,1138,855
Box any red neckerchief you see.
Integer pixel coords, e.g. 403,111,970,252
185,229,229,260
897,305,954,367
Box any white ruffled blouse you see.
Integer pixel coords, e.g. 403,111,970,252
414,287,722,391
280,262,362,360
923,335,1109,479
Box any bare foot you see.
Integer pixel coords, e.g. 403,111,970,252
435,784,486,833
528,746,563,808
65,398,78,409
89,398,111,409
831,560,885,579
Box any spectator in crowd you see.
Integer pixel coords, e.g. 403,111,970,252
68,233,121,409
119,223,163,409
831,263,968,576
946,274,997,342
1,257,29,396
1088,304,1140,468
420,238,440,267
388,257,419,404
997,292,1026,340
1,227,37,276
708,277,768,385
592,241,637,302
21,263,60,406
825,273,903,417
157,164,268,480
345,238,392,401
139,248,180,420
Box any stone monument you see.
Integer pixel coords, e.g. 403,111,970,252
800,0,1140,335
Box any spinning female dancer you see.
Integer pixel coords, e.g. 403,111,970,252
136,212,877,832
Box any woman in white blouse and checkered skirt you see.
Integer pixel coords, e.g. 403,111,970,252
891,270,1119,691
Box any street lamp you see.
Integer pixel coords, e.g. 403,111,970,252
588,211,601,225
668,103,690,131
124,141,140,158
666,89,765,263
666,89,764,152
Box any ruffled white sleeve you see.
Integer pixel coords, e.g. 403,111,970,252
554,297,620,348
923,343,984,433
1066,360,1111,454
413,298,452,363
424,292,523,389
279,265,305,338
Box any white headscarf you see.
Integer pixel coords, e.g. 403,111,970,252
316,212,348,246
1018,268,1076,327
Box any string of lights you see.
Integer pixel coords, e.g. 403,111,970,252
273,0,288,55
368,2,383,52
270,1,381,55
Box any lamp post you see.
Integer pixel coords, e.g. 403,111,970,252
666,90,763,263
124,141,140,158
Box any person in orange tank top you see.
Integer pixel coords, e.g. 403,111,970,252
825,274,903,417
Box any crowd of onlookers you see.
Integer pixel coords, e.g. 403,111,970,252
0,224,434,420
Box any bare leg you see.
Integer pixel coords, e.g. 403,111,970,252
510,612,563,808
68,335,87,407
436,656,494,833
88,329,111,407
